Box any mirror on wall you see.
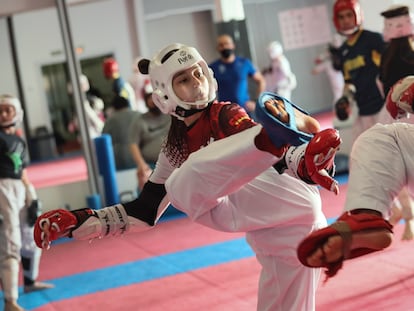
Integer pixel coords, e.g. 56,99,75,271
38,54,113,160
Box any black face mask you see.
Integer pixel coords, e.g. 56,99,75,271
220,49,234,59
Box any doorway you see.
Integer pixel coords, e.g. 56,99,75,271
41,54,113,157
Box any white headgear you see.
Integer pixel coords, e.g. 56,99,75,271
268,41,283,59
67,74,90,94
149,43,217,119
0,94,24,127
381,5,414,42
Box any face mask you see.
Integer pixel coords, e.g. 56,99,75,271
220,49,234,59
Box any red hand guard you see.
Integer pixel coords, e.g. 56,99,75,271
304,128,341,194
386,76,414,119
34,209,78,249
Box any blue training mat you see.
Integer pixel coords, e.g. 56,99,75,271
255,92,313,148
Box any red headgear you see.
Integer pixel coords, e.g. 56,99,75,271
103,58,119,78
333,0,363,35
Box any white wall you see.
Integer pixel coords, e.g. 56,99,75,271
0,19,18,95
1,0,413,136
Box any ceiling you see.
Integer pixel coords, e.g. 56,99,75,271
0,0,102,18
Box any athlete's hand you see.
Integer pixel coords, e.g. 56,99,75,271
303,129,341,194
34,209,78,249
264,100,320,134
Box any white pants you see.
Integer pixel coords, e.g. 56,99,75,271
166,126,326,311
0,179,25,300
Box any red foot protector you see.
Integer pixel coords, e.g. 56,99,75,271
297,212,393,280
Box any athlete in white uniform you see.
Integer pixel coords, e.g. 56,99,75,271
297,75,414,281
262,41,297,101
34,44,341,311
0,95,53,311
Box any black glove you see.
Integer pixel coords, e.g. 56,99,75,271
27,199,42,227
335,96,351,121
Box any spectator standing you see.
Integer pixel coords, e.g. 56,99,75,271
103,57,136,114
128,92,171,190
102,95,140,170
209,34,265,115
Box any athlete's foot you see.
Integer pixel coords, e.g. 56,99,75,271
4,299,25,311
389,203,402,226
402,218,414,241
24,281,55,293
306,229,393,267
264,99,320,134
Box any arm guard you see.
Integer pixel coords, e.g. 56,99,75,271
34,182,170,249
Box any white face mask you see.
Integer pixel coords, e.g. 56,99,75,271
383,14,414,41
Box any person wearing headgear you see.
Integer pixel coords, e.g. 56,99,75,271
67,74,105,142
331,0,386,142
128,56,152,114
0,95,53,311
34,43,341,310
377,5,414,241
103,57,136,112
379,5,414,100
262,41,297,100
297,75,414,282
209,34,266,116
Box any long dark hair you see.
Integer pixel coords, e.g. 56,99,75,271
380,37,414,95
162,117,189,167
381,38,412,77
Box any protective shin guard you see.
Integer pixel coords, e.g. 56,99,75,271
71,204,151,241
0,257,19,300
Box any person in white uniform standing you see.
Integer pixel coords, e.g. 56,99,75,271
262,41,297,100
0,95,53,311
33,43,341,311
